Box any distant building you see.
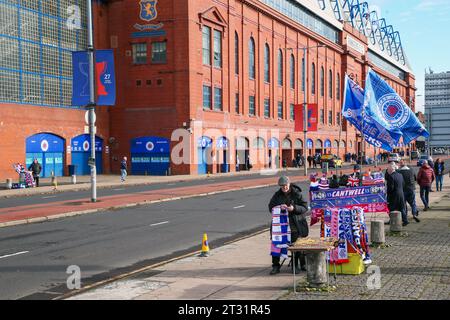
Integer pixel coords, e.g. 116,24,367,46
425,71,450,148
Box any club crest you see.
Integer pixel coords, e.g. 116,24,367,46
378,93,410,128
140,0,158,22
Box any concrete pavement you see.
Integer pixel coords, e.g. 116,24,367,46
66,174,450,300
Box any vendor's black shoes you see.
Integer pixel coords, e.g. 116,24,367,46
413,216,421,223
270,266,280,275
402,221,409,227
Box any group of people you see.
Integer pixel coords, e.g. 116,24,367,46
385,158,446,227
306,154,322,168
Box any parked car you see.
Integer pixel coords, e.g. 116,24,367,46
388,153,401,163
417,155,433,167
321,154,343,168
411,151,420,160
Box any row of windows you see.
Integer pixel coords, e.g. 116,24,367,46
132,41,167,64
202,26,222,68
233,33,341,99
204,90,341,125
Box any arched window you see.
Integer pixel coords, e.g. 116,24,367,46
320,66,324,97
336,73,340,100
290,54,295,89
278,49,283,86
249,37,255,79
235,32,239,75
264,44,270,83
329,70,333,99
311,63,316,95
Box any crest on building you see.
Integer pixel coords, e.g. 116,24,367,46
140,0,158,22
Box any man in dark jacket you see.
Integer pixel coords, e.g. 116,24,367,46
28,158,42,187
385,162,408,226
268,176,309,275
398,160,420,223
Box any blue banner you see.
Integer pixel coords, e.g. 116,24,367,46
96,49,116,106
342,74,364,131
71,134,103,152
363,68,429,147
131,136,170,154
72,51,90,106
72,50,116,106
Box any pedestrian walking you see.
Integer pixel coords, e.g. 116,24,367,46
417,162,435,211
268,176,309,275
120,156,127,182
385,162,408,226
28,158,42,187
398,160,420,223
307,155,313,168
434,158,445,191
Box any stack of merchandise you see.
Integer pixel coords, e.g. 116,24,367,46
12,163,35,188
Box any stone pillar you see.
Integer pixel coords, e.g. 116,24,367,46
370,220,385,244
6,178,12,189
305,251,328,288
389,211,402,233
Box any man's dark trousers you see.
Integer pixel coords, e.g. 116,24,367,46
404,189,418,217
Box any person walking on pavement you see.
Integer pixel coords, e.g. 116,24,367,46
28,158,42,187
307,155,313,168
268,176,309,275
385,162,408,226
398,160,420,223
120,156,127,182
434,158,445,192
417,162,435,211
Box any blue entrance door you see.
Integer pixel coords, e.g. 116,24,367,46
71,134,103,175
197,137,212,175
130,137,170,175
26,133,65,178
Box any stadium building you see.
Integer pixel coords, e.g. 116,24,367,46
0,0,416,179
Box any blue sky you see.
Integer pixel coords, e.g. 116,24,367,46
367,0,450,112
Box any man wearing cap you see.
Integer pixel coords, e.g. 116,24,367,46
268,176,309,275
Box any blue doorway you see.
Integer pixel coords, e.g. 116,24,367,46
198,137,212,175
26,133,65,178
130,137,170,175
71,134,103,175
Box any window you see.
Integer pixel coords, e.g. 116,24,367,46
264,98,270,118
278,49,283,86
235,32,239,75
264,44,270,83
152,41,167,63
132,43,147,64
336,73,340,100
337,112,341,125
203,85,211,109
329,70,333,99
320,67,324,97
302,58,305,92
202,26,211,65
311,63,316,95
329,110,333,125
278,101,283,119
235,93,239,114
320,109,324,124
290,103,295,120
249,37,256,79
290,55,295,89
249,96,256,116
213,30,222,68
214,87,222,110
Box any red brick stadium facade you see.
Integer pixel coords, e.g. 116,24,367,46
0,0,416,180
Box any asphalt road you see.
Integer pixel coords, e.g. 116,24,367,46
0,180,311,300
0,166,337,209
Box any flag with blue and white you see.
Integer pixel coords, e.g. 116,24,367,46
342,74,364,132
363,68,429,149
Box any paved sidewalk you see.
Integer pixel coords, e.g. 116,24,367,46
67,175,450,300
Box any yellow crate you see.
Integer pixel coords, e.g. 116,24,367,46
328,253,365,275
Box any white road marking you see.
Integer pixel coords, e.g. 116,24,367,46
167,183,176,186
233,205,246,209
42,196,57,199
150,221,169,227
113,188,125,191
0,251,29,260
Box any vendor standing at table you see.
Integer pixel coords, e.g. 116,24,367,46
268,176,309,275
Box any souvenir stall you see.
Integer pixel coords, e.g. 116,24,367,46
12,163,35,188
309,170,388,274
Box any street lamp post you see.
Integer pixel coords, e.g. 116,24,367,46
87,0,97,202
288,44,326,177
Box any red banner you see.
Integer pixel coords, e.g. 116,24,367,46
294,104,318,132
